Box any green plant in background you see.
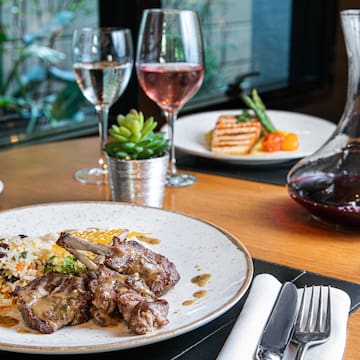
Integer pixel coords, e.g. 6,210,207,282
105,109,169,160
0,0,91,133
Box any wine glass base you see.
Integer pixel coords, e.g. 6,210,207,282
166,173,196,187
74,167,108,185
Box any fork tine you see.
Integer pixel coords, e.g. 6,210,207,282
325,286,331,335
305,286,315,331
315,286,324,332
296,285,307,331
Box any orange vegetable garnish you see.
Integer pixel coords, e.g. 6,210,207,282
262,131,299,152
16,262,24,271
280,132,299,151
262,132,283,152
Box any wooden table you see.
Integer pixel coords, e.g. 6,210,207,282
0,136,359,359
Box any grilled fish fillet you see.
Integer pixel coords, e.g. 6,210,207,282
210,115,262,154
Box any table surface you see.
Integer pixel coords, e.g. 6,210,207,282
0,136,359,359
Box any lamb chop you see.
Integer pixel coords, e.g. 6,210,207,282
88,264,169,334
14,272,92,334
56,231,176,334
57,230,180,296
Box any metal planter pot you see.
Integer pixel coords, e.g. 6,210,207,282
106,153,169,208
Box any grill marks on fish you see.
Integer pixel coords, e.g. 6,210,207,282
210,115,262,154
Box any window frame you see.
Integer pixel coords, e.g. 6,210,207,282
99,0,339,124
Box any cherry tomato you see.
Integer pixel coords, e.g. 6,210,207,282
262,132,283,152
280,132,299,151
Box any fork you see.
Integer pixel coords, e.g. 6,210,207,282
293,285,331,360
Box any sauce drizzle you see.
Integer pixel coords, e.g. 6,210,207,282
136,235,161,245
182,300,194,306
191,273,211,287
193,290,207,299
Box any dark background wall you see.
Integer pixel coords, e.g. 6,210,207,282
287,0,357,124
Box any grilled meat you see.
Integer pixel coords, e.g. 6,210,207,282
88,265,169,334
56,231,177,334
210,115,262,154
14,272,91,334
117,290,169,335
57,231,180,296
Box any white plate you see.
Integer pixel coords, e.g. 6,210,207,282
171,110,336,165
0,202,253,354
0,180,3,193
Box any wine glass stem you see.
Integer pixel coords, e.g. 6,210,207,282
95,104,110,171
164,110,178,176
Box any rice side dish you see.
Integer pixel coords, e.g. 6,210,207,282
0,228,130,309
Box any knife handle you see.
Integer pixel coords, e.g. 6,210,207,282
256,349,282,360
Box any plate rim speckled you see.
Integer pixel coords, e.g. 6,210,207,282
0,201,253,354
169,109,336,165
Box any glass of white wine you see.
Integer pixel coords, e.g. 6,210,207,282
72,27,133,184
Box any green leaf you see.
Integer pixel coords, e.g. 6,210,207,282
129,131,141,142
138,148,154,159
115,151,130,159
118,126,132,137
141,117,157,137
109,130,128,142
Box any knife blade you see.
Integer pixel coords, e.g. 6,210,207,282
256,282,298,360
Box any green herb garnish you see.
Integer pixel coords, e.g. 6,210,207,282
44,255,85,275
235,109,253,123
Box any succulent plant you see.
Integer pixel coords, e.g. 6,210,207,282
105,109,169,160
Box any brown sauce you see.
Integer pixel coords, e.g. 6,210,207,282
0,315,18,328
193,290,207,299
191,273,211,287
182,300,194,306
136,235,161,245
182,276,210,306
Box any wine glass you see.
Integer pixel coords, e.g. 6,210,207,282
72,27,133,184
136,9,205,187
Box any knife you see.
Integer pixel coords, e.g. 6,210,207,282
256,282,298,360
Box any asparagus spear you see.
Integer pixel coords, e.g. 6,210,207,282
241,89,277,133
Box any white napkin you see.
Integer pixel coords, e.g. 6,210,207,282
217,273,351,360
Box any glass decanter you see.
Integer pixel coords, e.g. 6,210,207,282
287,9,360,230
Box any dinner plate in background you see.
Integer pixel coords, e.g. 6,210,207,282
168,110,336,165
0,180,3,193
0,201,253,354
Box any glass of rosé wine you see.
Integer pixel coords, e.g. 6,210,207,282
72,28,133,184
136,9,205,187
